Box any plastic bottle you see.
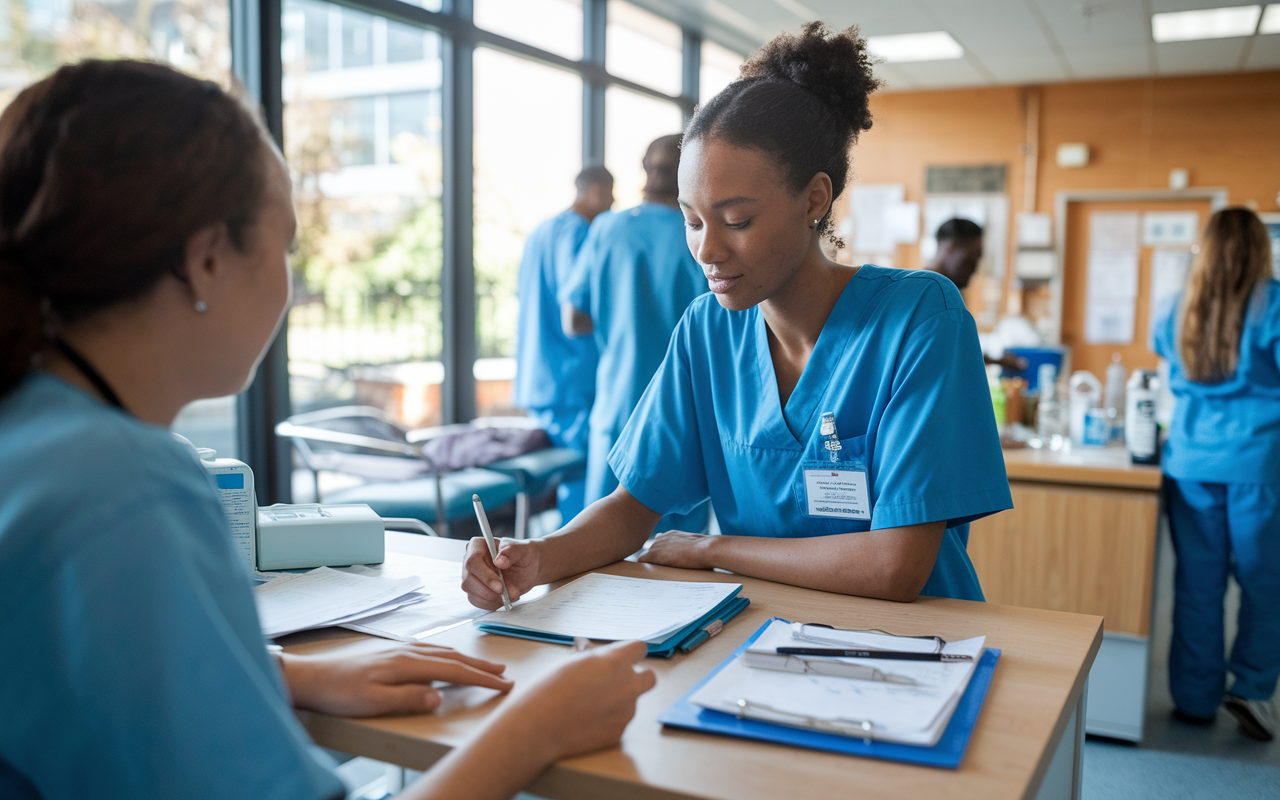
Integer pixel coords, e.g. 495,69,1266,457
199,448,258,572
1125,370,1160,465
1068,371,1102,446
1103,353,1127,442
1035,365,1064,447
989,371,1007,430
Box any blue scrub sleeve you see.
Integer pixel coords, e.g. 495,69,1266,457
869,307,1012,530
559,222,598,313
3,487,343,800
554,217,588,289
609,319,709,516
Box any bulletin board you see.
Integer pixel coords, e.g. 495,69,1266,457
1050,189,1227,380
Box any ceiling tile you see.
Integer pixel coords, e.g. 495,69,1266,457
1066,44,1153,78
801,1,936,34
1032,0,1149,48
871,62,921,92
919,0,1054,55
1155,37,1251,74
887,57,991,88
981,52,1073,84
1244,34,1280,69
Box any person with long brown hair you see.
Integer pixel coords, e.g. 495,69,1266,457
0,60,653,799
1153,206,1280,741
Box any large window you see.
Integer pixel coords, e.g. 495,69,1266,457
282,0,445,430
605,86,683,210
473,47,582,416
606,0,682,97
701,39,744,102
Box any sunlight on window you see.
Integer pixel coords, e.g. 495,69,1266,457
605,86,682,210
606,0,681,97
473,47,582,415
474,0,583,61
700,39,744,103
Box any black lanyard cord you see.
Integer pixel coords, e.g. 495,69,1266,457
55,338,128,413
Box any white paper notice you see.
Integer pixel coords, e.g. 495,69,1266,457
1149,249,1194,342
849,184,905,253
1085,211,1141,344
1089,212,1141,253
1142,212,1199,246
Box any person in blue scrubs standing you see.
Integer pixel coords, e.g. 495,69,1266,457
1153,207,1280,741
0,60,653,800
560,134,710,532
462,23,1010,609
514,166,614,521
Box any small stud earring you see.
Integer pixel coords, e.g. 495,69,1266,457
195,301,208,312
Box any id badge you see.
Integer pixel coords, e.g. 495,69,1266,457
803,468,871,520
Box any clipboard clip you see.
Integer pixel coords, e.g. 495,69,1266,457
735,698,877,744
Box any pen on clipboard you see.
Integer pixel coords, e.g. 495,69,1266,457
775,647,972,662
472,494,512,611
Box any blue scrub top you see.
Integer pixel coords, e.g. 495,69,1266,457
560,203,707,436
513,208,597,412
609,266,1013,601
0,373,344,800
1153,278,1280,484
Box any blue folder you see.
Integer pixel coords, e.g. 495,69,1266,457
475,592,750,658
658,617,1001,768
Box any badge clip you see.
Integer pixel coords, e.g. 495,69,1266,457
820,412,841,463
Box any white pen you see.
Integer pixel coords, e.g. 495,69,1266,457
472,494,513,611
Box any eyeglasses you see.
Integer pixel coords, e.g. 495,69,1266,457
794,622,949,654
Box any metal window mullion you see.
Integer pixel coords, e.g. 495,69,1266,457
582,0,606,165
440,6,476,424
681,27,699,124
232,0,292,503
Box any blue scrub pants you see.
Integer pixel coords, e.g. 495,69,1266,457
1166,478,1280,716
587,426,710,534
530,406,590,523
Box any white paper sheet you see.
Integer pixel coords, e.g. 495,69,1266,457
849,184,906,253
689,620,985,746
337,555,488,641
476,573,741,644
1149,249,1194,343
254,567,423,638
1142,212,1199,246
1085,297,1137,344
1089,211,1141,253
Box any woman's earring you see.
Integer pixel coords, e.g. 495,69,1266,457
195,301,208,312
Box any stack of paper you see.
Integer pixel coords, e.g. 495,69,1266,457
474,573,745,655
688,620,985,746
335,555,488,641
254,567,426,638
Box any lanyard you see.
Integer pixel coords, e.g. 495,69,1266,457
56,338,128,413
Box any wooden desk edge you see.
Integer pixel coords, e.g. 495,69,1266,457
1021,616,1103,800
1003,460,1163,491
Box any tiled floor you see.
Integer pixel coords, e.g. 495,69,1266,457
1083,516,1280,798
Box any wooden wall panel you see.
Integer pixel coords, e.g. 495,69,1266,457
967,482,1158,636
847,71,1280,334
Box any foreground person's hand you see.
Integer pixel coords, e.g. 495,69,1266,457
280,643,513,717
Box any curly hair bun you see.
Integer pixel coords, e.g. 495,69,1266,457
739,22,879,137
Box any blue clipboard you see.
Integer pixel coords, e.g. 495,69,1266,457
475,591,750,658
658,617,1000,768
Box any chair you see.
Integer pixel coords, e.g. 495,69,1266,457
275,406,520,537
484,448,586,539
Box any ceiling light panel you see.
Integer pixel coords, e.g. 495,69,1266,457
866,31,964,63
1151,5,1261,43
1261,4,1280,33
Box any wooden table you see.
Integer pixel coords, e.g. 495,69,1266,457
968,446,1162,741
288,533,1102,800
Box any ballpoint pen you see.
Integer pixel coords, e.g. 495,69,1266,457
472,493,512,611
775,647,972,662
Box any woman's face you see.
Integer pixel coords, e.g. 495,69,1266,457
202,152,296,396
677,137,824,311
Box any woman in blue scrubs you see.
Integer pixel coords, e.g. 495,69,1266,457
1152,207,1280,741
461,24,1011,608
0,61,653,799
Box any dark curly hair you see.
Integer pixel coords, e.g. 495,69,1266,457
685,22,879,238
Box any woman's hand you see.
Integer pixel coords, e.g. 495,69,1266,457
461,536,542,609
492,640,657,762
280,643,513,717
637,530,717,570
